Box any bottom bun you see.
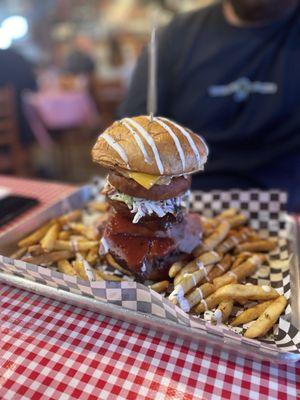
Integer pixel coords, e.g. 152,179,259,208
102,212,202,281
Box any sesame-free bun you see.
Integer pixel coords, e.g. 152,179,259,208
92,115,208,176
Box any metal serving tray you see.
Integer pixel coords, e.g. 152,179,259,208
0,185,299,364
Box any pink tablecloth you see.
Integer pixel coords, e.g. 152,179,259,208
0,176,299,399
24,91,98,148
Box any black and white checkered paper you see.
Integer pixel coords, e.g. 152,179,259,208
0,189,299,359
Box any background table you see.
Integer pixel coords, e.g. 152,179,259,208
0,176,299,400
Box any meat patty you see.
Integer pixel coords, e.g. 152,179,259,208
108,171,191,200
102,212,202,281
106,196,183,225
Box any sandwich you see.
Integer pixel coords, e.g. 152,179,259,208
92,115,208,281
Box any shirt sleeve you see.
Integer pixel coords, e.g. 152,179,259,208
118,16,181,118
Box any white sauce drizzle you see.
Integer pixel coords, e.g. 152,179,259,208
231,236,239,245
99,237,109,255
121,121,151,164
155,117,186,170
216,263,225,272
122,118,164,174
71,238,79,252
196,261,204,270
213,309,223,324
197,287,203,301
160,117,204,168
191,273,197,286
201,299,208,311
262,285,271,292
102,132,129,167
197,262,208,281
228,271,238,280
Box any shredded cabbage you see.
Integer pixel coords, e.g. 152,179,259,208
110,190,189,223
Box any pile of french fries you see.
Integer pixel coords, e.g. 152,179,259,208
12,203,287,339
12,201,129,283
166,208,288,339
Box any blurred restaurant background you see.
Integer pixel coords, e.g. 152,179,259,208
0,0,214,183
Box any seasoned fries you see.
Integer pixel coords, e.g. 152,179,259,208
231,300,274,327
194,220,230,254
18,221,54,248
244,296,287,338
173,251,221,285
235,240,277,253
149,280,169,293
169,260,187,278
13,201,287,341
57,259,76,276
23,251,74,265
41,223,59,252
213,300,234,323
53,240,98,252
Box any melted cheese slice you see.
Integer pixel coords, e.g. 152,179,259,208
128,172,160,189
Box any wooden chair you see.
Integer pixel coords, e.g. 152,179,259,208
0,86,30,175
88,76,125,130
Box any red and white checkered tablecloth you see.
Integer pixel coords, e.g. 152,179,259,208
0,176,299,400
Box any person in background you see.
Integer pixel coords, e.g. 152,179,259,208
0,48,37,144
119,0,300,212
65,35,96,76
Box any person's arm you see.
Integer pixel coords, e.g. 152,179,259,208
118,17,181,118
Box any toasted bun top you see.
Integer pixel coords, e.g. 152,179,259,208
92,115,208,176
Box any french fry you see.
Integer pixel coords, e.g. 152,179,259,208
205,254,232,283
201,217,218,230
149,281,169,293
28,244,44,256
106,254,133,276
194,283,279,314
77,254,98,281
86,247,99,266
88,201,109,213
192,291,221,314
214,284,279,302
213,255,264,289
169,260,187,278
94,269,123,281
227,214,248,228
57,259,77,276
231,300,274,326
216,208,237,220
194,220,230,254
58,210,81,225
53,240,98,252
186,282,215,308
174,251,221,285
93,270,104,281
10,247,27,259
72,259,88,280
68,223,99,241
23,251,74,265
169,264,214,304
231,252,252,269
40,223,59,252
235,240,277,253
68,222,85,234
58,231,71,240
213,300,234,323
244,296,287,338
216,229,249,254
18,221,54,248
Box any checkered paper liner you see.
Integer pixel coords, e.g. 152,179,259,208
0,189,299,359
